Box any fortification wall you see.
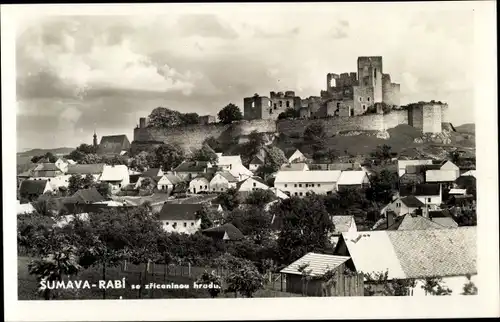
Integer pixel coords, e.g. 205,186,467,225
133,119,277,151
422,105,442,133
383,110,408,130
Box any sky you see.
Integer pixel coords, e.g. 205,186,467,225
15,4,476,151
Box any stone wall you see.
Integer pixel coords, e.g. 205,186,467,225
353,86,374,115
383,110,408,130
422,104,442,133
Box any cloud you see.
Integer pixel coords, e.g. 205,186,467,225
176,14,238,39
329,19,350,39
253,26,301,38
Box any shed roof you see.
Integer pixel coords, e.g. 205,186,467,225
400,195,425,208
280,252,350,277
202,223,244,240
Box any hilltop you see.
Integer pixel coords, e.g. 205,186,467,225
455,123,475,134
17,147,74,166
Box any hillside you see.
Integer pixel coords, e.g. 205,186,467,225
16,147,74,168
454,123,475,134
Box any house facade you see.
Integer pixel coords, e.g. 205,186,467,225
286,149,308,164
274,170,342,196
249,155,264,172
399,184,442,209
158,203,204,235
209,171,239,192
214,153,253,181
99,165,130,193
174,161,212,181
67,164,105,181
189,175,212,194
381,196,426,217
336,171,370,191
397,159,433,177
237,176,269,192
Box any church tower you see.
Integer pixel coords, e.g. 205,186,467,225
93,130,98,148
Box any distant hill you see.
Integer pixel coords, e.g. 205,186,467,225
17,147,74,166
454,123,475,134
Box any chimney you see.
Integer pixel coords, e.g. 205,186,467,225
387,212,395,228
139,117,146,128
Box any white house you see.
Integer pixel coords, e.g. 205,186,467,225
440,160,460,178
214,153,253,181
286,149,308,164
158,203,203,235
399,183,442,209
449,188,467,196
426,169,460,183
381,195,426,217
334,227,477,296
237,176,269,192
269,187,290,200
135,168,164,189
189,174,212,194
67,164,105,181
17,200,35,215
19,179,53,201
29,174,72,191
55,158,76,173
249,155,264,172
397,159,433,177
279,163,309,172
173,161,213,181
99,165,130,193
336,171,371,191
209,171,239,192
274,170,342,197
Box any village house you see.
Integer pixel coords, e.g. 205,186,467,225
157,203,203,235
32,163,63,178
71,187,106,204
309,162,362,171
202,223,244,241
237,176,269,192
280,252,360,297
372,211,458,231
19,179,52,202
209,171,239,192
381,195,427,217
54,157,76,173
274,170,342,196
67,164,105,181
333,227,477,296
188,173,214,194
398,183,442,209
249,155,265,172
99,165,130,193
279,162,310,171
336,170,371,191
173,161,213,181
460,170,476,178
17,167,36,186
425,160,460,185
134,168,184,192
330,215,357,246
285,149,308,164
97,134,131,156
214,153,253,181
397,159,433,177
135,168,164,189
17,200,36,215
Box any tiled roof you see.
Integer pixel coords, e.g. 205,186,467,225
72,187,105,203
140,168,162,178
425,170,458,182
275,170,342,184
67,164,105,175
19,180,48,195
98,135,130,154
202,223,244,240
400,196,425,208
331,216,354,234
165,173,184,184
285,149,301,159
217,171,239,183
339,227,477,279
34,163,60,171
174,161,210,172
279,163,308,171
397,159,433,170
250,155,264,165
399,184,440,196
461,170,476,178
280,252,350,277
431,217,458,228
100,165,129,181
158,203,204,221
397,214,446,231
337,171,367,185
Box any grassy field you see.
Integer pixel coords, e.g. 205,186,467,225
18,257,299,300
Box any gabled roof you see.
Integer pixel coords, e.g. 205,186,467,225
250,155,264,165
98,135,130,155
213,171,239,183
67,164,105,175
34,163,60,172
400,195,425,208
397,214,447,230
202,223,244,241
275,170,342,183
285,149,303,159
19,180,49,195
158,203,204,221
338,227,476,279
280,252,350,277
165,173,184,185
279,163,308,171
174,161,210,172
431,217,458,229
397,159,433,170
460,170,476,178
331,215,354,234
140,168,162,178
100,165,129,181
191,173,214,182
72,187,105,203
337,171,367,186
236,176,267,190
216,154,242,166
399,184,440,197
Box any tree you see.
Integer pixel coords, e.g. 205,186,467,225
421,277,452,295
180,112,200,125
366,169,398,204
191,144,219,163
363,271,416,296
273,195,334,264
17,213,56,256
448,150,461,164
245,189,275,208
68,174,95,195
196,271,222,298
216,187,240,211
203,136,223,153
263,146,287,172
31,152,57,164
80,153,103,164
154,143,185,171
147,107,184,128
129,151,154,172
461,274,478,295
225,259,264,298
304,122,327,143
66,144,98,162
225,206,272,241
218,103,243,124
102,155,129,166
277,108,300,120
195,205,214,230
371,144,392,164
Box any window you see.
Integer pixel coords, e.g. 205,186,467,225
294,192,298,196
363,105,366,110
213,188,216,191
305,184,308,188
200,185,203,190
48,179,51,182
317,184,321,187
337,102,340,108
118,184,121,188
311,184,315,187
286,101,290,108
284,184,288,188
274,103,277,108
165,222,169,226
269,109,273,114
221,188,224,191
299,184,302,187
274,106,277,110
184,223,187,227
253,183,256,187
294,184,297,188
280,101,283,107
359,97,362,102
367,97,370,102
191,223,194,226
205,185,208,189
428,198,431,202
299,192,303,196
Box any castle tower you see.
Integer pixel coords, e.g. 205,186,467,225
357,56,383,103
93,130,98,148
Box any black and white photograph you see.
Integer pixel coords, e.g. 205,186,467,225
2,2,498,321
